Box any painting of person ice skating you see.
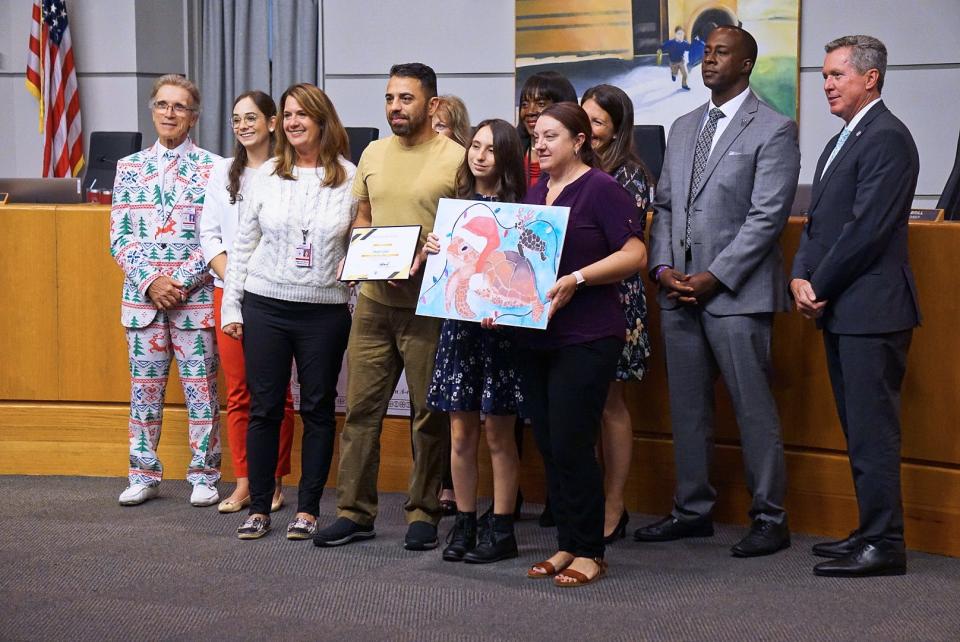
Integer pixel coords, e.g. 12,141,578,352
515,0,799,130
416,199,570,330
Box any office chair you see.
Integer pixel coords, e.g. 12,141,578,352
633,124,666,183
345,127,380,164
82,131,143,196
936,129,960,221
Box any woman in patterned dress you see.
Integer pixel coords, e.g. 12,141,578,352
422,119,527,564
582,84,654,543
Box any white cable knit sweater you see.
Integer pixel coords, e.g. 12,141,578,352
220,157,358,327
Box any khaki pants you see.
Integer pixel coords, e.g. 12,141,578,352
670,61,688,86
336,294,446,525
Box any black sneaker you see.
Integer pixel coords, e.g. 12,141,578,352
313,517,375,547
404,520,439,551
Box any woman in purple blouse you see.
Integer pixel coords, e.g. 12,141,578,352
517,102,647,586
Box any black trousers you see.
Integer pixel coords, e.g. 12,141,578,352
517,337,622,558
823,328,912,544
242,292,351,517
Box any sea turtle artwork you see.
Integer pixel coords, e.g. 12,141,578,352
445,217,544,322
515,210,548,261
417,198,570,330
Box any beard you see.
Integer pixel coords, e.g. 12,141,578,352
389,108,427,136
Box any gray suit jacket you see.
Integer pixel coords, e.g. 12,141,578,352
649,90,800,315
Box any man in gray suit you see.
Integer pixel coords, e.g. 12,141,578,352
635,26,800,557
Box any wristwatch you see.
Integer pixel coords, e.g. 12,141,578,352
572,270,586,288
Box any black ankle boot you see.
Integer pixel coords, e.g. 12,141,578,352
463,513,518,564
442,512,477,562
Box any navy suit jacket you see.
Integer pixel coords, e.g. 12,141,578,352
791,101,921,334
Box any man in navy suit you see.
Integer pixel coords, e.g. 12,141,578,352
790,35,921,577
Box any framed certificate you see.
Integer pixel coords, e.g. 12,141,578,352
340,225,422,282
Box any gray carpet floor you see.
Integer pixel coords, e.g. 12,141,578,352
1,476,958,641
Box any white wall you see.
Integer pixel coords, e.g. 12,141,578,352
321,0,516,129
1,0,958,206
0,0,186,180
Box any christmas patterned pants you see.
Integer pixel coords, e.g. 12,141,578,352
125,312,221,487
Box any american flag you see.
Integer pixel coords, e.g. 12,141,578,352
25,0,84,177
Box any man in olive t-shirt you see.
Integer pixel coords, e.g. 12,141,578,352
315,63,463,551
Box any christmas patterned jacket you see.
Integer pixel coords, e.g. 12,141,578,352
109,139,221,329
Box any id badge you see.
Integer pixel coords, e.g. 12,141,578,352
295,243,313,268
181,207,197,231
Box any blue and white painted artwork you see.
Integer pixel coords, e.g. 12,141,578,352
416,198,570,330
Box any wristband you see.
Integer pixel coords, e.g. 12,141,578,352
572,270,586,288
653,264,672,281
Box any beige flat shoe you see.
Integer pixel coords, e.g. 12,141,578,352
271,492,285,513
218,496,251,513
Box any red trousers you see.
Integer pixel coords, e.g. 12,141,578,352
214,287,295,478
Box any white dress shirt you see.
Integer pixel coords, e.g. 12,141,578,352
699,86,752,154
820,97,882,177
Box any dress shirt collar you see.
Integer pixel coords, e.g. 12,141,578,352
709,86,751,121
157,138,190,161
843,97,882,131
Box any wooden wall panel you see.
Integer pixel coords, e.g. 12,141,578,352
0,206,59,400
57,206,131,403
4,403,960,555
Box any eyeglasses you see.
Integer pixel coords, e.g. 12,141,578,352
231,114,261,128
150,100,196,116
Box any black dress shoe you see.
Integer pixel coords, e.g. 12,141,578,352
814,541,906,577
730,519,791,557
634,515,714,542
812,530,863,558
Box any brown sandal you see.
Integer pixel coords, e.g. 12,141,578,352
527,560,558,578
554,558,608,588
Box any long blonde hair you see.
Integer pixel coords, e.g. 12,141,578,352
435,95,471,147
273,83,349,187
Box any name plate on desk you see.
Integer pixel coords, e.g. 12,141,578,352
339,225,421,281
909,208,944,222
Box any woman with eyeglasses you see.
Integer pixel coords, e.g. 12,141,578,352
221,84,356,540
517,71,578,187
200,90,295,515
432,95,471,148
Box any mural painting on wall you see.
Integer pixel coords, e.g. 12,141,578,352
516,0,800,129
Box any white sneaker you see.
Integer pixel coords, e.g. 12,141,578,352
190,484,220,507
119,484,159,506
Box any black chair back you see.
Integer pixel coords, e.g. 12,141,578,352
83,131,142,195
345,127,379,164
937,129,960,220
632,124,666,183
